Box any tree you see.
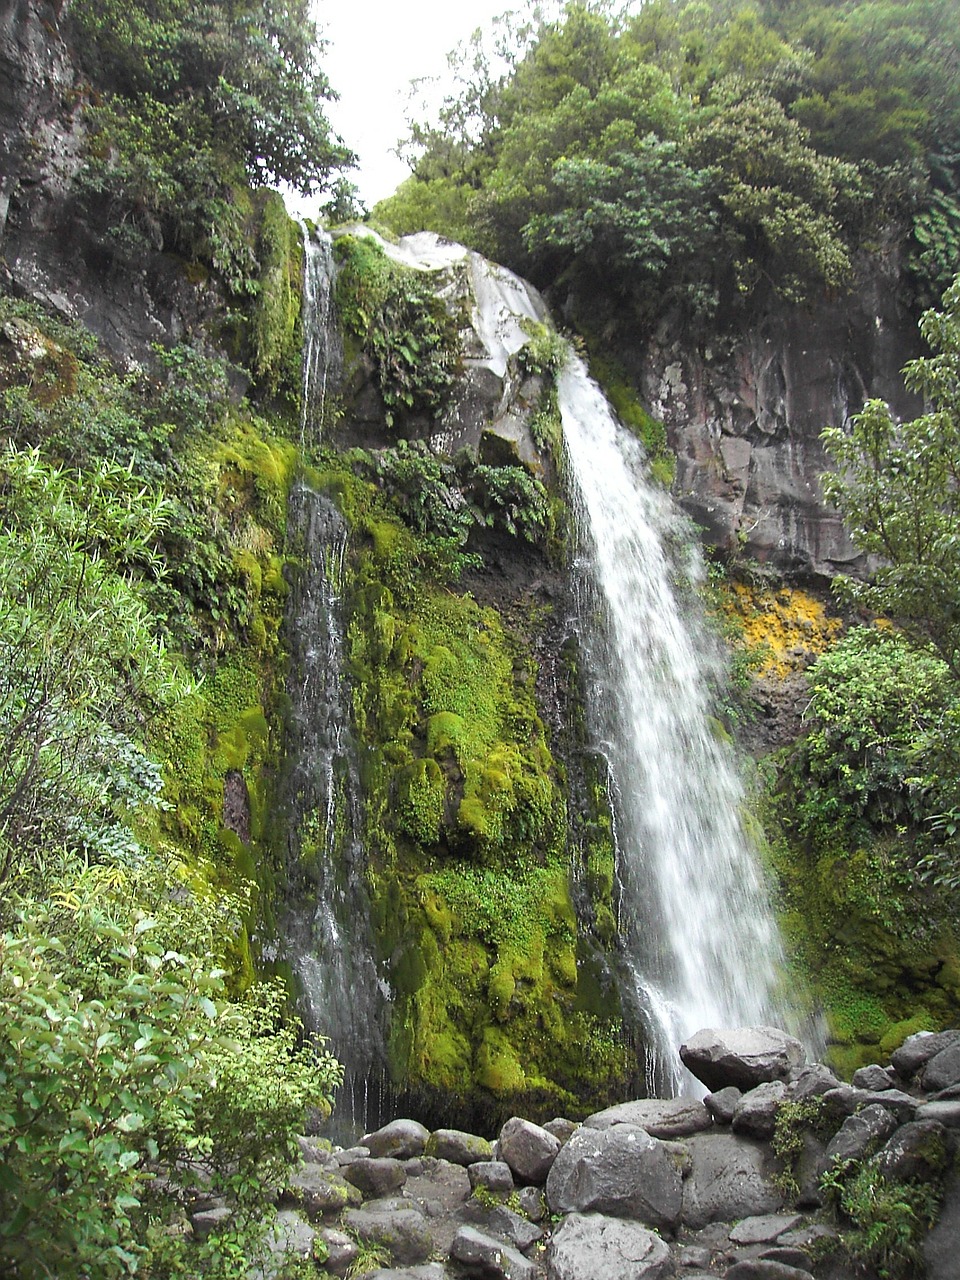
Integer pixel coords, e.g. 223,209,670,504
821,276,960,677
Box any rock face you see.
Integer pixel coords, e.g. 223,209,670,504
680,1027,806,1092
634,263,922,578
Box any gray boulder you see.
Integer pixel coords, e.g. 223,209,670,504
732,1081,788,1140
365,1269,448,1280
680,1027,805,1092
342,1157,407,1197
282,1165,362,1219
498,1116,561,1184
925,1168,960,1280
922,1041,960,1092
820,1104,899,1171
343,1205,433,1265
821,1085,916,1123
723,1264,814,1279
364,1119,431,1160
544,1117,579,1143
468,1160,515,1194
317,1227,359,1277
917,1099,960,1128
875,1119,949,1183
425,1128,493,1166
891,1029,960,1079
585,1098,712,1138
787,1063,840,1101
516,1186,546,1221
545,1123,683,1231
450,1225,538,1280
480,1205,545,1254
546,1212,676,1280
704,1087,741,1124
850,1064,896,1091
681,1133,784,1229
190,1205,231,1240
728,1215,803,1245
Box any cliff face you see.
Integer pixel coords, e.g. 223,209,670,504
0,0,219,364
635,255,922,579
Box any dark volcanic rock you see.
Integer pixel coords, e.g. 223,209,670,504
546,1212,675,1280
585,1097,713,1138
680,1027,805,1092
545,1123,683,1231
364,1119,430,1160
681,1133,784,1228
498,1116,561,1184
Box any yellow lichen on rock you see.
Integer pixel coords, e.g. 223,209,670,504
727,582,842,677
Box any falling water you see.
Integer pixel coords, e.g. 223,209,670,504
559,358,787,1094
278,225,387,1137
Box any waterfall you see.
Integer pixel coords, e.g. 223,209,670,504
559,358,787,1095
279,226,387,1137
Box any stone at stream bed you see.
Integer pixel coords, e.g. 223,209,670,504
786,1063,840,1101
468,1159,515,1193
917,1099,960,1127
680,1027,805,1092
460,1201,544,1254
364,1118,431,1159
545,1123,682,1231
704,1087,741,1124
819,1103,899,1172
728,1215,803,1245
850,1064,897,1091
891,1029,960,1079
450,1224,538,1280
424,1128,493,1165
342,1157,407,1197
546,1212,675,1280
681,1133,784,1229
585,1097,713,1138
820,1084,917,1123
498,1116,561,1183
364,1268,448,1280
732,1081,788,1140
922,1041,960,1092
875,1119,949,1183
723,1263,815,1280
343,1203,433,1265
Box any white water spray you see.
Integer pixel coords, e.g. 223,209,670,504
559,358,787,1092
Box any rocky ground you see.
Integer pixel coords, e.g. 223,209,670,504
183,1025,960,1279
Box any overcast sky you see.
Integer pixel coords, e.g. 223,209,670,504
312,0,518,211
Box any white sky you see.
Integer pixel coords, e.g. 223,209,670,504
311,0,518,211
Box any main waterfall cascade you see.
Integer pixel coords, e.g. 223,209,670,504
288,225,794,1113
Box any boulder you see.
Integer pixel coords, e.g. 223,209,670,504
544,1117,579,1143
820,1104,899,1170
424,1128,493,1166
891,1029,960,1079
875,1120,949,1183
704,1087,741,1124
787,1063,840,1101
723,1264,814,1280
681,1133,784,1229
546,1212,676,1280
190,1205,232,1240
498,1116,561,1183
317,1227,359,1277
282,1165,362,1219
821,1085,916,1124
545,1123,683,1231
925,1168,960,1280
585,1098,712,1139
365,1269,447,1280
450,1225,538,1280
922,1042,960,1093
342,1157,407,1198
680,1027,805,1092
297,1135,339,1168
478,1205,544,1254
850,1064,897,1092
343,1205,433,1266
468,1160,515,1194
364,1119,431,1160
516,1186,546,1221
917,1100,960,1128
732,1081,788,1140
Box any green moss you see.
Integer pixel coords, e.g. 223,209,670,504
250,191,303,404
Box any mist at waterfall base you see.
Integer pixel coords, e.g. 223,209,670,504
281,226,801,1135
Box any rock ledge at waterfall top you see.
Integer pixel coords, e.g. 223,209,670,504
173,1023,960,1278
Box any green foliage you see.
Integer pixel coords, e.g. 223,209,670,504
821,1158,942,1280
823,276,960,678
69,0,351,283
251,192,304,401
0,854,340,1280
772,1096,827,1197
334,235,462,427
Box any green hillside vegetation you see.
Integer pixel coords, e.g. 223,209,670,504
377,0,960,324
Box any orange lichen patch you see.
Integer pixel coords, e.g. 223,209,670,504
726,582,843,678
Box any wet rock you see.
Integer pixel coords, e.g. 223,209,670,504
728,1215,803,1245
342,1157,407,1197
546,1212,675,1280
468,1160,515,1194
364,1119,431,1160
344,1204,433,1266
875,1120,949,1183
851,1064,897,1091
705,1087,741,1125
681,1133,784,1229
545,1123,683,1231
498,1116,561,1184
922,1042,960,1093
680,1027,805,1093
425,1128,493,1166
586,1098,713,1139
450,1224,537,1280
732,1081,788,1140
820,1104,899,1171
891,1029,960,1079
